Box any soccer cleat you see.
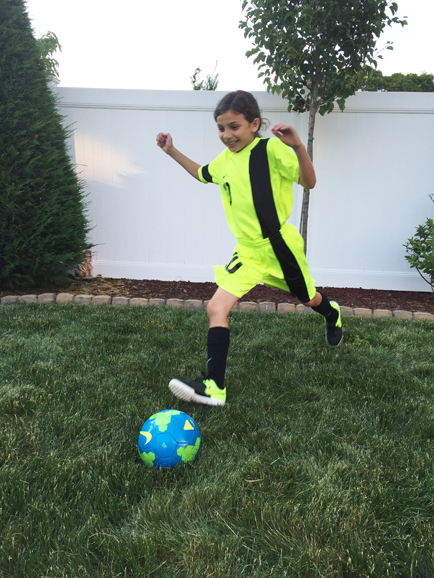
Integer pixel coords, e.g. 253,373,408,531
326,301,343,347
169,378,226,406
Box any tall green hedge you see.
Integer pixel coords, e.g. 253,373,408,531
0,0,91,289
361,67,434,92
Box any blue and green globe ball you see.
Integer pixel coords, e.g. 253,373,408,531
138,410,201,469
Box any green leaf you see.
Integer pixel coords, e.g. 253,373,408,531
337,98,346,112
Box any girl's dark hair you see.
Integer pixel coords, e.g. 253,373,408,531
213,90,266,136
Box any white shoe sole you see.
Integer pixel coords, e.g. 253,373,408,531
169,379,225,406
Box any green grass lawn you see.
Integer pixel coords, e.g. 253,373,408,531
1,303,434,578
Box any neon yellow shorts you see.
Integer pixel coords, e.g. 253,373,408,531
214,223,316,303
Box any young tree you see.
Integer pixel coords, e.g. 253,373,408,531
190,62,220,91
36,31,62,79
240,0,407,250
0,0,91,288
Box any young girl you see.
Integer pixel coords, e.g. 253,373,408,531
156,90,342,407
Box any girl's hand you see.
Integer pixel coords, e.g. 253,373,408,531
271,124,303,150
155,134,201,180
156,132,173,154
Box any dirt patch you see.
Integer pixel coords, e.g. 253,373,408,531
1,276,433,313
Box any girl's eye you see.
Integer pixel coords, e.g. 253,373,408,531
218,125,239,131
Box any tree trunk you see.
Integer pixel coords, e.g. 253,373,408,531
299,94,318,254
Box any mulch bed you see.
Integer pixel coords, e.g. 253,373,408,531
113,279,434,314
2,277,433,314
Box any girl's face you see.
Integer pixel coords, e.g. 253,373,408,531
216,110,260,153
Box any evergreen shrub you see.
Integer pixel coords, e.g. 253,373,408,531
0,0,91,289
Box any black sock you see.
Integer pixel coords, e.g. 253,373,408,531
206,327,230,389
311,292,338,324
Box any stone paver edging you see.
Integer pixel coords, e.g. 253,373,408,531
1,293,433,321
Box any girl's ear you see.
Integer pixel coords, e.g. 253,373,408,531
252,117,261,132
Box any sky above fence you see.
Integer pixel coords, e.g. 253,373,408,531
25,0,433,92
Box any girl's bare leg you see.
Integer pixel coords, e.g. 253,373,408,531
207,287,239,328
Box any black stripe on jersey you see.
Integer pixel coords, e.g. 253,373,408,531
249,139,280,239
201,164,213,183
223,182,232,205
270,232,311,303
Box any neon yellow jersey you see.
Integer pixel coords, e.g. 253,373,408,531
198,137,299,244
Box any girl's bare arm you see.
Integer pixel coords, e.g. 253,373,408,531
271,124,316,190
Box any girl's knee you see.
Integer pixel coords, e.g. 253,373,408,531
206,299,222,320
207,288,239,326
206,299,230,326
302,292,321,308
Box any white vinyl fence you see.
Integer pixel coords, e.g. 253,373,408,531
56,87,434,291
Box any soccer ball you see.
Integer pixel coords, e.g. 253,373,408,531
138,409,201,469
